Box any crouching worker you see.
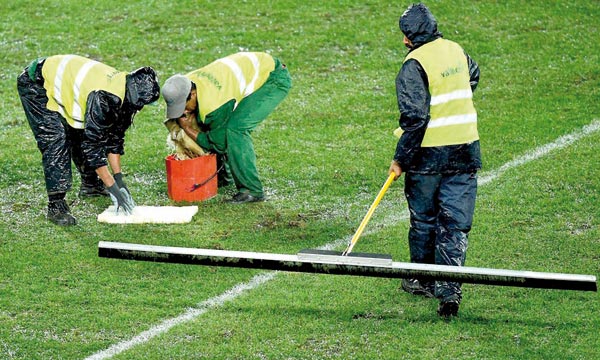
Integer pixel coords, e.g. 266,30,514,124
17,55,160,226
162,52,291,204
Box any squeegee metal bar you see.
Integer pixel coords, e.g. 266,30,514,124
98,241,597,292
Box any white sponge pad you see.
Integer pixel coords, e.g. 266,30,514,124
97,205,198,224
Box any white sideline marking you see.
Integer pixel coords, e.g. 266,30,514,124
86,119,599,359
85,272,277,360
479,120,600,185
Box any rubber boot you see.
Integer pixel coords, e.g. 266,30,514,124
79,179,109,198
47,199,77,226
401,278,434,298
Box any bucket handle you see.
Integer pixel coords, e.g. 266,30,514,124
189,162,224,192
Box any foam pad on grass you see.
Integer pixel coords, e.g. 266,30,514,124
97,205,198,224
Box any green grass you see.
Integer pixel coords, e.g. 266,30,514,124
1,1,599,359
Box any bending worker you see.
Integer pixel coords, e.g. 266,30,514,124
389,3,481,318
17,55,160,226
162,51,291,204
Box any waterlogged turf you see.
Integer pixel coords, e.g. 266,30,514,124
0,1,598,359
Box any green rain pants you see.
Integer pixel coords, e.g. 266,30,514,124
198,60,291,196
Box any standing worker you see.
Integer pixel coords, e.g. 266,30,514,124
161,51,291,204
17,55,160,226
389,3,481,318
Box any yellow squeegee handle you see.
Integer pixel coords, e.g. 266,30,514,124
342,172,396,256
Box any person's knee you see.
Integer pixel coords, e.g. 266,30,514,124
438,207,473,232
226,126,251,138
270,67,292,92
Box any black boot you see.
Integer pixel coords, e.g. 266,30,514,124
79,181,109,198
47,199,77,226
401,278,434,298
437,299,460,318
437,293,461,319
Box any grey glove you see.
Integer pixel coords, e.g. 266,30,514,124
107,183,135,215
113,173,136,207
114,173,130,195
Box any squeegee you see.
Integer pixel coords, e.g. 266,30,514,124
98,241,597,291
298,173,396,264
343,172,395,256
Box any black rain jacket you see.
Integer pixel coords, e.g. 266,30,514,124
394,4,481,174
82,67,159,169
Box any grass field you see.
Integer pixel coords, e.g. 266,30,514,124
1,1,599,359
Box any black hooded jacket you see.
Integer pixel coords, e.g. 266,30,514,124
82,67,160,169
394,3,481,174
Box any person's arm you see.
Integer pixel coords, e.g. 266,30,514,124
107,153,121,175
104,106,134,159
96,153,121,187
182,99,236,151
177,113,200,142
466,53,480,92
96,166,115,187
99,153,134,214
393,59,430,170
81,91,120,181
389,160,402,180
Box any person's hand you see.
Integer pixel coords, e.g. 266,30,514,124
114,173,136,206
107,183,135,215
389,160,403,180
164,118,180,132
114,173,130,195
177,113,194,130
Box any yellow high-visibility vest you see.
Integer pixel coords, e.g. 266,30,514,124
394,38,478,147
42,55,127,129
186,52,275,122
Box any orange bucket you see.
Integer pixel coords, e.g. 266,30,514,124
165,154,218,202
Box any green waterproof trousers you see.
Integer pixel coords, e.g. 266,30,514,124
198,60,291,197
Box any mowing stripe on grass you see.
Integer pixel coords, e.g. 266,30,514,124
86,119,599,359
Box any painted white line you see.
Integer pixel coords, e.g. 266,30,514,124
86,119,599,359
85,272,277,360
479,119,600,186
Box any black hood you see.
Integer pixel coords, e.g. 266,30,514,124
399,3,442,48
125,67,160,110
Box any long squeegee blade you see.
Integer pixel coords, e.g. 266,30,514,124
297,249,393,267
98,242,597,291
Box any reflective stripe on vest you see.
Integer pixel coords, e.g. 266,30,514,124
42,55,127,129
186,52,275,122
394,39,478,147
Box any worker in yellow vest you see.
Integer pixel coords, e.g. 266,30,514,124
388,3,481,318
17,55,160,226
162,52,291,203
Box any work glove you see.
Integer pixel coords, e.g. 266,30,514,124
107,183,135,215
114,173,136,207
114,173,131,196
